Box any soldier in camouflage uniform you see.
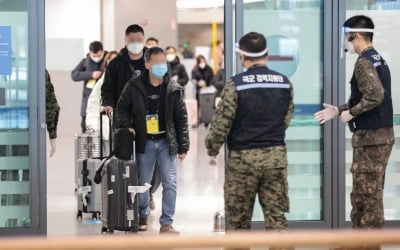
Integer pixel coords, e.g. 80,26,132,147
46,70,60,157
315,16,394,250
205,32,294,250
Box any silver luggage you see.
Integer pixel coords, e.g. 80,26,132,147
75,112,111,220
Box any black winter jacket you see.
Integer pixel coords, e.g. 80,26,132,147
101,47,146,108
117,73,190,155
191,65,214,97
211,68,225,97
168,58,189,87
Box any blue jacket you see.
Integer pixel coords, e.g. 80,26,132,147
71,53,106,116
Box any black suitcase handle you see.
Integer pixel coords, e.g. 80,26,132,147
94,154,113,184
94,139,135,184
94,112,113,184
94,121,136,184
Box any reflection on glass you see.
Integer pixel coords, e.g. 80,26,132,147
244,0,324,221
0,0,30,228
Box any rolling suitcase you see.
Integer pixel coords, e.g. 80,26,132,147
95,133,150,234
74,129,101,193
199,85,217,124
76,113,112,220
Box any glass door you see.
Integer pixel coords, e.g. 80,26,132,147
226,0,333,228
0,0,46,235
339,0,400,228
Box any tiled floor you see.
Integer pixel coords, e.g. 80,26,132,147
46,127,399,250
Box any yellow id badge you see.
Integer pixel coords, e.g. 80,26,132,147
146,115,159,134
86,79,96,89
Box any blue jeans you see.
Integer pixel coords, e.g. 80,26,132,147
137,138,177,225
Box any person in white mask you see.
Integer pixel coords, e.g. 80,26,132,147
101,24,146,121
191,55,214,127
314,16,394,248
86,50,118,156
117,47,189,234
71,41,107,133
165,46,188,88
101,25,164,212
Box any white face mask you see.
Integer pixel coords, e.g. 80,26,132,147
199,62,206,69
166,54,176,62
90,56,103,63
341,27,374,57
344,40,355,54
127,42,144,54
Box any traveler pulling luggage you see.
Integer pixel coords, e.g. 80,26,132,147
75,113,112,220
94,129,151,234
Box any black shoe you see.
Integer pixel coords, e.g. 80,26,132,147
138,217,148,231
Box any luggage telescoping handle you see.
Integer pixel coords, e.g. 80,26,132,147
94,128,135,185
99,111,113,159
132,137,136,162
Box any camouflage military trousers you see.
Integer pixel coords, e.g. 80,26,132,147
350,144,393,229
224,146,290,231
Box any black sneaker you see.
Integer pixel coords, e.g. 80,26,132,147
138,217,148,231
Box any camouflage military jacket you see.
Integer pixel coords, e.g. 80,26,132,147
45,70,60,139
339,47,394,147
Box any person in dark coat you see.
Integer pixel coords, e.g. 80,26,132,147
101,24,147,121
212,62,226,99
117,47,189,234
191,55,214,127
71,41,106,133
191,55,214,91
165,46,189,88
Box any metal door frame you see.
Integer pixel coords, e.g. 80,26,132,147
224,0,335,229
0,0,46,236
337,0,400,228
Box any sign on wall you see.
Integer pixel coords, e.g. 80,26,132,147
0,26,12,76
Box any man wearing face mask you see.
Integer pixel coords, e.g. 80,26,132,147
146,37,159,48
71,41,107,133
314,15,394,243
166,46,189,87
205,32,294,247
117,47,189,234
101,24,147,121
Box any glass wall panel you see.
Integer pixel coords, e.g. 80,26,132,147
0,0,30,228
243,0,325,221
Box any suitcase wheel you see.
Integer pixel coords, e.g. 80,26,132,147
77,210,83,220
129,226,138,233
91,212,101,220
101,227,114,234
